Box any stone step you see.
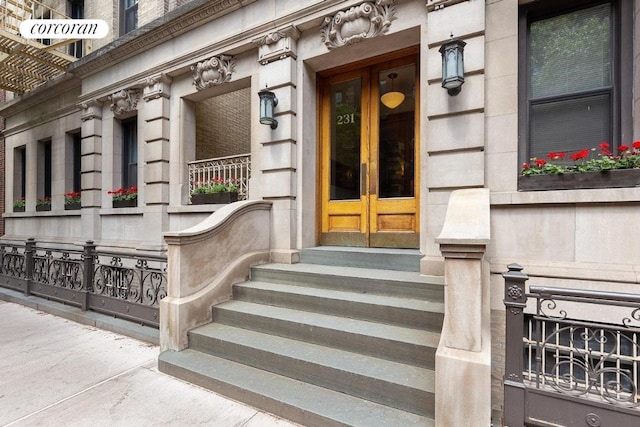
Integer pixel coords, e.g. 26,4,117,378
300,246,423,272
250,263,444,301
188,323,435,417
212,300,438,369
233,280,444,331
159,349,434,427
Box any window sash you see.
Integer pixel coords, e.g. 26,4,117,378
517,0,632,191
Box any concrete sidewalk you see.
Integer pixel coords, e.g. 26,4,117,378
0,300,300,427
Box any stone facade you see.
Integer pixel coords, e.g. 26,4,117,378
1,0,640,424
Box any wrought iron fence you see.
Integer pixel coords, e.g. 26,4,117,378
188,153,251,202
503,264,640,426
0,239,167,327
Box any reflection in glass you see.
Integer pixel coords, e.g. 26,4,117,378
330,79,361,200
378,65,415,198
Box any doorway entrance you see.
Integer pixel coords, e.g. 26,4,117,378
319,54,419,248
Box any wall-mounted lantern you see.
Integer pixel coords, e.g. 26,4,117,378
439,36,466,96
258,89,278,129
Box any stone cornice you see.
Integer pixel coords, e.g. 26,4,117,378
68,0,258,79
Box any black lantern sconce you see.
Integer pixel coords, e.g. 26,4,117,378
439,36,466,96
258,89,278,129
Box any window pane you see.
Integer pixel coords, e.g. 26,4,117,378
378,65,415,198
330,78,361,200
530,93,610,160
530,4,611,98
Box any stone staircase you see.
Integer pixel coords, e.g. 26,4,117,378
158,247,444,426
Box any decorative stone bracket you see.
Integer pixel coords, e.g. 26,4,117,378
321,0,397,50
191,54,235,90
142,74,172,101
79,99,103,122
109,89,140,117
253,25,300,65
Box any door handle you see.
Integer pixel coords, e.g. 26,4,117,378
361,163,367,196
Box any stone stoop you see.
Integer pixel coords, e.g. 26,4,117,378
159,247,444,427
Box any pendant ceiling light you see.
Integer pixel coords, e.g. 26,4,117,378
380,72,405,109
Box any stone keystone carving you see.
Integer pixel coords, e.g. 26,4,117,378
191,55,235,90
109,89,140,116
321,0,397,50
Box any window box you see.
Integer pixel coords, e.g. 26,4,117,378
36,204,51,212
113,199,138,208
191,192,238,205
518,168,640,191
65,202,81,210
13,206,25,213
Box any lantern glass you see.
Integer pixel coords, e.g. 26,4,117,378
258,90,278,129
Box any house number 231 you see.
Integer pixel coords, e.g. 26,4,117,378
337,113,355,125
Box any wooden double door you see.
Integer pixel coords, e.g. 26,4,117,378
320,54,419,248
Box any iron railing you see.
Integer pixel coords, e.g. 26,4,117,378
188,153,251,202
503,264,640,426
0,239,167,327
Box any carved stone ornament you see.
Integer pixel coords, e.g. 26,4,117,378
321,0,397,50
109,89,140,116
142,74,172,101
191,55,234,90
253,25,301,65
79,100,102,122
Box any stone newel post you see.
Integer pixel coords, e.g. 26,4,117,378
435,188,491,426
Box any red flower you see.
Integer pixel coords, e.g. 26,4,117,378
598,142,609,150
570,149,590,161
618,145,629,152
522,163,531,169
535,159,546,167
633,141,640,149
547,152,566,160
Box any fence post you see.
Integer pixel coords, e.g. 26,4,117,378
24,238,35,296
82,240,96,311
502,263,529,427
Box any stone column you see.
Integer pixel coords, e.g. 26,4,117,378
141,74,172,244
434,188,491,427
421,0,487,276
253,26,300,263
79,100,103,240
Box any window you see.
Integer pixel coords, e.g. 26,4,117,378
68,0,84,58
122,118,137,188
519,0,632,183
120,0,138,35
38,139,52,203
67,131,82,193
13,146,26,207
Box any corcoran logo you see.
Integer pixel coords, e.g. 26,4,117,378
19,19,109,39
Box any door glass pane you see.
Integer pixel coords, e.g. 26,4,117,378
330,78,361,200
378,65,415,198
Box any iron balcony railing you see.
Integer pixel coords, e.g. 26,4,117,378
0,239,167,327
187,153,251,203
503,264,640,426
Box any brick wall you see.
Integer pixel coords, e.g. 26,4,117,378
138,0,168,28
195,87,251,160
491,309,506,426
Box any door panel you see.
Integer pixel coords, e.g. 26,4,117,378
320,56,419,248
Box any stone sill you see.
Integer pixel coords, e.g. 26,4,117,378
491,187,640,206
